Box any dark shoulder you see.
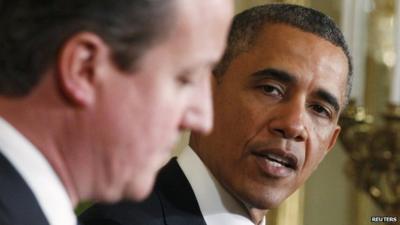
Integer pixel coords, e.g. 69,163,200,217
79,191,164,225
79,158,183,225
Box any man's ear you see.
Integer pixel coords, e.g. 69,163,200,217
326,125,341,153
57,32,110,106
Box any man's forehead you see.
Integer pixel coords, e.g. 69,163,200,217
227,23,348,106
256,23,350,98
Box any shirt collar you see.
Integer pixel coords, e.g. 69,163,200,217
0,117,77,225
177,146,266,225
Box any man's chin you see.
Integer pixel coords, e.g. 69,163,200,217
238,189,290,210
93,176,155,203
122,175,157,202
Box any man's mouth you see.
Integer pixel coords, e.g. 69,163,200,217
252,149,298,178
255,152,297,169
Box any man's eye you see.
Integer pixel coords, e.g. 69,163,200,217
310,104,331,119
176,73,193,87
261,84,283,97
177,76,191,85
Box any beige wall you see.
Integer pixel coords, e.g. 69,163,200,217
304,144,351,225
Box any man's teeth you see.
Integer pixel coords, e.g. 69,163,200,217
269,160,284,168
264,153,290,168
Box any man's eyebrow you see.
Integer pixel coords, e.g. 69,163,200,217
315,89,340,113
251,68,341,112
251,68,297,84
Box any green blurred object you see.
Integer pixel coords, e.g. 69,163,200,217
75,201,92,215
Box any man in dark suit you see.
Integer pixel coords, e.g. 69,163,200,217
0,0,232,224
80,4,353,225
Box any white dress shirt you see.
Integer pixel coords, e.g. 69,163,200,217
0,117,77,225
177,147,266,225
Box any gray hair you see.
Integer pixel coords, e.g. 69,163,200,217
213,4,353,104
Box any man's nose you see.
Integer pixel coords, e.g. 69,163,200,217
179,76,213,134
268,100,308,142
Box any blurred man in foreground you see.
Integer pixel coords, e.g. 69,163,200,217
0,0,232,224
81,3,352,225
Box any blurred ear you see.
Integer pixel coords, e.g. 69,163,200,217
326,125,341,153
57,32,110,106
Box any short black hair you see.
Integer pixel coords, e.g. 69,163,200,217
0,0,176,96
213,3,353,104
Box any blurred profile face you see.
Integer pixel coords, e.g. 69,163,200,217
192,24,348,209
92,0,233,201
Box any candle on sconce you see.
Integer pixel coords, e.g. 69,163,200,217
342,0,367,105
390,0,400,105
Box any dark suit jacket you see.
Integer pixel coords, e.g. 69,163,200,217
0,152,50,225
80,158,207,225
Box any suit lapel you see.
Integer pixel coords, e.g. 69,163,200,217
0,152,50,225
156,158,207,225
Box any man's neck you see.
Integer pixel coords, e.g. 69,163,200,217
0,95,79,206
247,207,267,225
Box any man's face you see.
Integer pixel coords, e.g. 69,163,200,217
193,24,348,209
91,0,233,201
